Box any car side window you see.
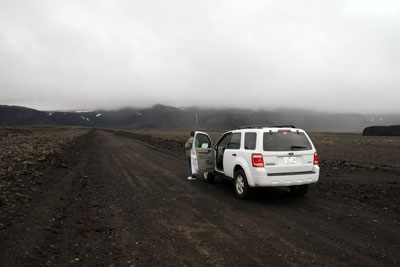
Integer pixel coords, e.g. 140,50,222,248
195,133,212,148
244,132,257,150
227,133,241,149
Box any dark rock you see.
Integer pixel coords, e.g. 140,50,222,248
362,125,400,136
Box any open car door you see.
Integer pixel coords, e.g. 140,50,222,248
191,131,215,175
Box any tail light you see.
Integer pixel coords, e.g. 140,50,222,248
314,152,318,165
252,153,264,167
278,129,291,132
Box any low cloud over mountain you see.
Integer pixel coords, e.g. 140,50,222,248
1,104,399,133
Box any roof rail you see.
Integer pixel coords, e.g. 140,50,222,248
237,125,296,130
237,125,263,129
270,125,296,128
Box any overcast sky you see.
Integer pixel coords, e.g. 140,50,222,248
0,0,399,113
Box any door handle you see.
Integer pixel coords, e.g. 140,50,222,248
232,153,237,156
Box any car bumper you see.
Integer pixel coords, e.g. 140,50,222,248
250,166,320,187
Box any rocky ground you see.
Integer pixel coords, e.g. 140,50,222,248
311,133,400,174
0,127,399,266
0,127,89,233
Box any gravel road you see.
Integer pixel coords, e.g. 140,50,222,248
1,129,399,266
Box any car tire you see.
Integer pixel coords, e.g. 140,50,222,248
202,172,215,183
234,169,250,199
289,184,309,196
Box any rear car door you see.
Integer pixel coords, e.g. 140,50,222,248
214,132,232,172
191,132,214,174
223,132,242,178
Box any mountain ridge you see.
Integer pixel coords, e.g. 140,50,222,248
1,104,399,133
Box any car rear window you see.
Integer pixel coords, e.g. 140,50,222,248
244,132,257,150
263,132,312,151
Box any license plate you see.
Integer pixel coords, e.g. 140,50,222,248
283,156,296,164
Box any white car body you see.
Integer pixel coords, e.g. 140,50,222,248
191,126,319,198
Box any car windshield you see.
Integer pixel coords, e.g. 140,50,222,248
263,131,312,151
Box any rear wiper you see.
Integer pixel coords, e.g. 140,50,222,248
291,145,307,149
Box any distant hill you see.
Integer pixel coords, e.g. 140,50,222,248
1,104,399,133
0,105,53,126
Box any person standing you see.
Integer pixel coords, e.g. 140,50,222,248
185,131,196,180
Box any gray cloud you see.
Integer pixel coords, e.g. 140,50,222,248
0,0,399,113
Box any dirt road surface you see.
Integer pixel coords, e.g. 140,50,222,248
1,130,399,266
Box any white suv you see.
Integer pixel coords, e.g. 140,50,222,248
190,126,319,199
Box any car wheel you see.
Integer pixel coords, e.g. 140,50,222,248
289,184,309,196
234,169,250,199
202,172,215,183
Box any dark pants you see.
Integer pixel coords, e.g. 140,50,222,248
187,156,196,178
